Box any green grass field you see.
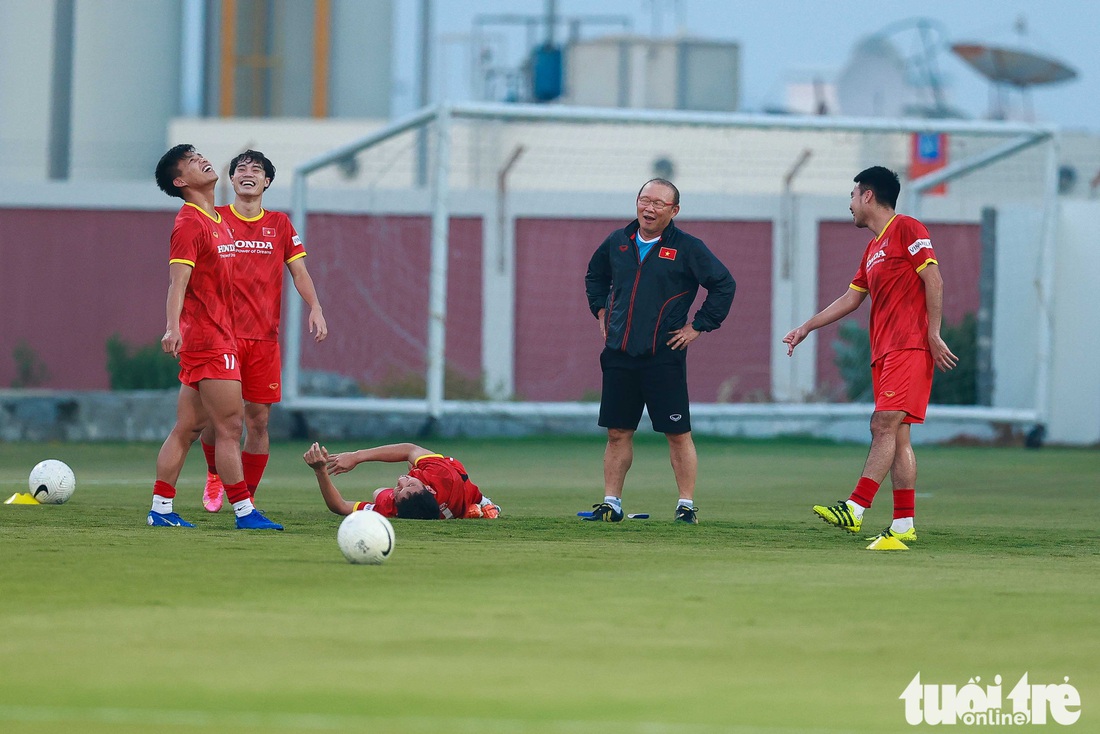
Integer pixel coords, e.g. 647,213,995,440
1,436,1097,733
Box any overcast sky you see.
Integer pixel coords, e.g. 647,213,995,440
391,0,1097,132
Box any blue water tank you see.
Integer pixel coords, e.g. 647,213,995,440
531,45,563,102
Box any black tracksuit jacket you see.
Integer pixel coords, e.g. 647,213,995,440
585,219,736,357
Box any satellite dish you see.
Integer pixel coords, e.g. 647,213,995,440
951,44,1076,87
951,15,1077,119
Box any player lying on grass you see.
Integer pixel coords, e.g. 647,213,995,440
303,442,500,520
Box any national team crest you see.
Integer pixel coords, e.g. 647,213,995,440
262,227,276,237
658,247,677,260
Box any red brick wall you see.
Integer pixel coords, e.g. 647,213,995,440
0,209,482,393
0,208,175,389
0,207,975,402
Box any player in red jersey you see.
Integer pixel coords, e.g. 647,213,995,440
302,442,501,520
149,144,282,530
783,166,957,543
198,150,328,512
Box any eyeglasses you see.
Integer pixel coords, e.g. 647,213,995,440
637,196,674,211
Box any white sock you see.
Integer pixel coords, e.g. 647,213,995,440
604,496,622,513
845,500,866,519
232,498,256,518
152,496,173,514
891,517,914,533
677,499,694,509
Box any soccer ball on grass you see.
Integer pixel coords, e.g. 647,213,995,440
337,510,395,565
28,459,77,504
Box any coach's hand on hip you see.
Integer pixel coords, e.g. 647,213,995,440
667,325,700,350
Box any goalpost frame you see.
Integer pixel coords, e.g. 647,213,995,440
283,101,1055,430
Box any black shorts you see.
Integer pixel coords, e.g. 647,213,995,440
598,348,691,434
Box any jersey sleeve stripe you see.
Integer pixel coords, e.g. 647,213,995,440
169,258,196,267
915,258,938,273
412,453,445,466
285,251,307,264
849,283,868,293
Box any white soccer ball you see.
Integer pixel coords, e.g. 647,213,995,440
337,510,395,565
28,459,77,504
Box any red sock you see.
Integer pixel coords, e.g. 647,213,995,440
201,441,217,474
153,480,176,499
893,489,915,520
224,480,251,505
849,476,881,509
242,452,269,499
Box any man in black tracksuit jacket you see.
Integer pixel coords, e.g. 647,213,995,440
584,178,735,524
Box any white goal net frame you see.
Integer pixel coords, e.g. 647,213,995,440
283,101,1057,436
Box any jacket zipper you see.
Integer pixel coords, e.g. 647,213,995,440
620,268,642,351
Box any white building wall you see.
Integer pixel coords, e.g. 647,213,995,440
330,0,393,118
0,1,56,180
0,1,180,182
70,0,179,180
991,207,1043,411
1046,201,1100,443
0,0,394,182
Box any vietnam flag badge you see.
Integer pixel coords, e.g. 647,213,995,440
658,247,677,260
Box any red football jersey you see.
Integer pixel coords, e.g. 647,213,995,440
216,205,306,341
409,454,484,520
168,203,237,352
850,214,938,362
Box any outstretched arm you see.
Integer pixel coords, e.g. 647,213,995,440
303,442,356,515
326,443,435,476
783,287,866,356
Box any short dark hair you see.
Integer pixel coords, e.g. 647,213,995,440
638,178,680,206
395,488,440,520
229,149,276,190
853,166,900,209
155,143,196,199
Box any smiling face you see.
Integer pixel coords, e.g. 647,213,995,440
636,181,680,240
849,184,873,228
172,150,218,192
229,156,272,198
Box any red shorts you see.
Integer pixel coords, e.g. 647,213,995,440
238,338,282,404
871,349,933,424
178,348,241,390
